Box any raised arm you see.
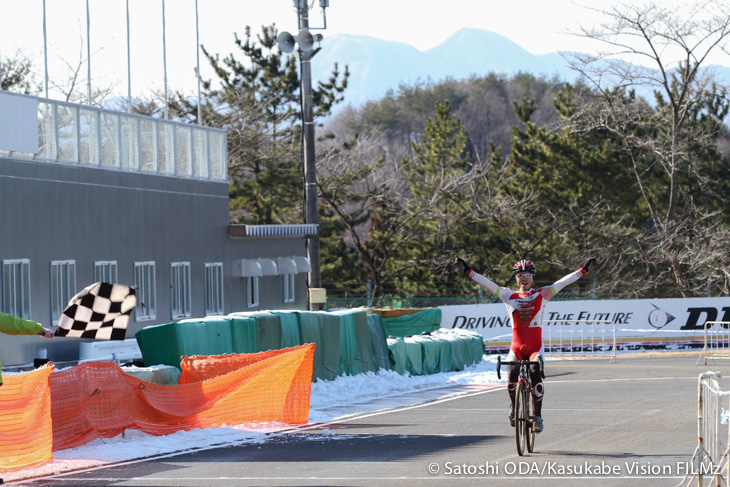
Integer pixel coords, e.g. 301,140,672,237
454,257,503,297
545,257,597,298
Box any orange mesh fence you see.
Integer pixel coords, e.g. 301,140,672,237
50,343,314,451
179,344,312,384
0,363,54,473
179,344,315,427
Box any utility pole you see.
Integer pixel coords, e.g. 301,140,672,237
295,0,321,289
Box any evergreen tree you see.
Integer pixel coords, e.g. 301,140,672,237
399,100,477,294
159,24,348,225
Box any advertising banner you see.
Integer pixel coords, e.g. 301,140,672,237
439,297,730,347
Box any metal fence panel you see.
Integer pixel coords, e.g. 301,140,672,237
209,131,226,180
37,102,56,160
79,108,100,166
120,116,139,171
139,119,157,173
158,121,175,175
100,112,120,169
176,126,192,177
193,128,208,179
57,105,78,163
0,93,227,182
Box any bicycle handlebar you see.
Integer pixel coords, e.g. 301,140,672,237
496,356,542,380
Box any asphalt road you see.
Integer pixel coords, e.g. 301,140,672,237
17,354,728,487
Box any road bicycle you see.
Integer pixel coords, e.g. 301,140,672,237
497,356,543,456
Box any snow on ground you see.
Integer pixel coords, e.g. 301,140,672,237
4,355,504,482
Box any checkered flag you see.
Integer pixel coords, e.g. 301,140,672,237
55,282,136,340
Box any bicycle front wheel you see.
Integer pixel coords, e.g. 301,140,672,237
526,389,535,453
515,383,529,456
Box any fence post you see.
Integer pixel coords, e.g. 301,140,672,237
610,326,617,363
697,373,705,486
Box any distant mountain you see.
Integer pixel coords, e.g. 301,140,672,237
424,28,571,80
311,27,730,114
311,28,579,108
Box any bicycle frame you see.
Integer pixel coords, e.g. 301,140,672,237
497,356,541,455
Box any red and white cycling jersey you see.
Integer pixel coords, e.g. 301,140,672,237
467,268,586,360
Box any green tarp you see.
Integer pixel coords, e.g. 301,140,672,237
366,313,393,371
135,316,236,368
228,311,283,352
295,311,341,382
386,329,484,376
228,316,258,353
380,308,442,337
134,307,482,380
331,309,379,376
271,311,303,348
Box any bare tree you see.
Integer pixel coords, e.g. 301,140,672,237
48,32,117,105
317,128,425,297
566,0,730,296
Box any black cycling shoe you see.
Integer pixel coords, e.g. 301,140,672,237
533,416,544,433
509,404,515,427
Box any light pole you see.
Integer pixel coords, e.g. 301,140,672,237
277,1,328,291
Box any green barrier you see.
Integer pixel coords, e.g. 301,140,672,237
385,330,484,376
135,322,183,368
228,316,258,353
135,318,230,368
135,307,482,380
271,311,303,348
200,316,234,355
136,315,261,368
295,311,341,381
331,309,379,376
380,308,442,337
366,313,393,371
352,311,379,374
403,337,424,375
228,312,283,352
386,338,407,374
432,335,455,373
176,318,234,356
336,310,358,376
256,313,282,352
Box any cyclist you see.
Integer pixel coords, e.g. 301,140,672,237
454,256,596,433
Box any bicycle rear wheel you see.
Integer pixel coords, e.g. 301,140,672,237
515,383,528,456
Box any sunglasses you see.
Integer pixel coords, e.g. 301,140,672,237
516,272,534,278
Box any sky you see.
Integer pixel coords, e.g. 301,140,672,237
2,353,502,483
0,0,624,101
0,1,725,103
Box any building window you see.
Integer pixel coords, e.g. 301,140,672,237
2,259,31,320
134,261,156,321
283,273,295,303
247,276,259,308
50,260,76,326
171,262,191,320
204,262,224,316
94,260,118,283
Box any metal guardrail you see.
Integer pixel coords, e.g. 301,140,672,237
678,371,729,486
0,93,228,181
543,320,615,358
696,321,730,366
482,322,618,360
